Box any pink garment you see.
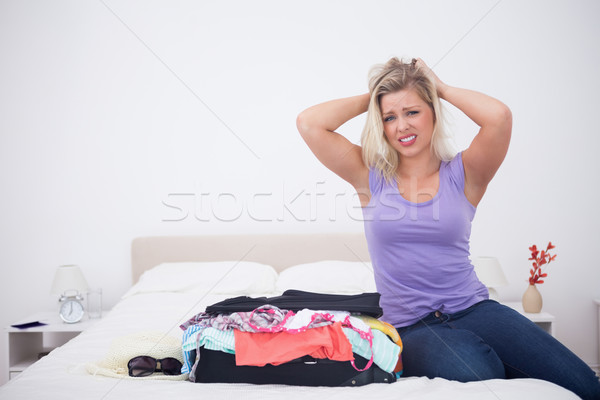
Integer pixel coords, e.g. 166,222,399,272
180,305,291,332
234,322,354,367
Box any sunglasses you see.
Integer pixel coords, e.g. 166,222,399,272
127,355,183,377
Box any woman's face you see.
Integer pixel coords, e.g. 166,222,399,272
380,88,435,160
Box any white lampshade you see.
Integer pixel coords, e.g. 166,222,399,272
473,257,508,300
50,265,89,296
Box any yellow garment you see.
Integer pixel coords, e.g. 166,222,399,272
356,315,403,351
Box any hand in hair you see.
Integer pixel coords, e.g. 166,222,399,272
412,58,448,99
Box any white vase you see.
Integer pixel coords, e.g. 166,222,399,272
522,284,543,313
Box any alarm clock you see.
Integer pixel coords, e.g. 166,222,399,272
58,294,85,323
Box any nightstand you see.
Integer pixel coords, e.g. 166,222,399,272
503,302,556,336
5,311,100,380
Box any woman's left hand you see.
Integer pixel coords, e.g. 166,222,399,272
413,58,448,98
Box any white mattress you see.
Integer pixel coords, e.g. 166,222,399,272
0,291,578,400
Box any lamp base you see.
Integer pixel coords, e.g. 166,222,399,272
487,287,500,301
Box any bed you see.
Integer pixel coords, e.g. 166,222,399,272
0,234,578,399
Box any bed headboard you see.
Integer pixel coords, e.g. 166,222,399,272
131,233,370,284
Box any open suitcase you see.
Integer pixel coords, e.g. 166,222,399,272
186,290,401,386
191,348,395,386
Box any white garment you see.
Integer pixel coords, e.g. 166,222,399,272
283,309,371,335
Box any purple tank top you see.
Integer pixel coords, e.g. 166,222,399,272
362,152,488,327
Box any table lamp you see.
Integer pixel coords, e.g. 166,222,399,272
473,257,508,301
50,265,89,297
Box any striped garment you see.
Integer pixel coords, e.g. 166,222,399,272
181,327,235,374
343,328,400,373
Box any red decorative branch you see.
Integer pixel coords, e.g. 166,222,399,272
528,242,557,285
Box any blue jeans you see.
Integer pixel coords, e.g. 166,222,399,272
397,300,600,400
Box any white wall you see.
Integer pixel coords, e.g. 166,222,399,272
1,0,599,385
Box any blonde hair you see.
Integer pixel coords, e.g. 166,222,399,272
361,57,456,182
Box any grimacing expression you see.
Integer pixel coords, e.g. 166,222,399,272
380,88,435,159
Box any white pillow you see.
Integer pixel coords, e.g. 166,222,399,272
122,261,278,298
276,260,377,294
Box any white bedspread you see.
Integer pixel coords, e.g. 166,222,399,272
0,292,578,400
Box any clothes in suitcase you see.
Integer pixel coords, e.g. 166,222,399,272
180,290,403,386
205,290,384,317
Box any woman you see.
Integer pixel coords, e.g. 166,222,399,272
296,57,600,399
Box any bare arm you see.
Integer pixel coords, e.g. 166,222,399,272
416,59,512,206
296,94,370,190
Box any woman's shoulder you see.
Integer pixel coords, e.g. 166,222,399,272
442,151,465,185
365,165,389,195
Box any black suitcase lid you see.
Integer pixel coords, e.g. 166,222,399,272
205,289,383,318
